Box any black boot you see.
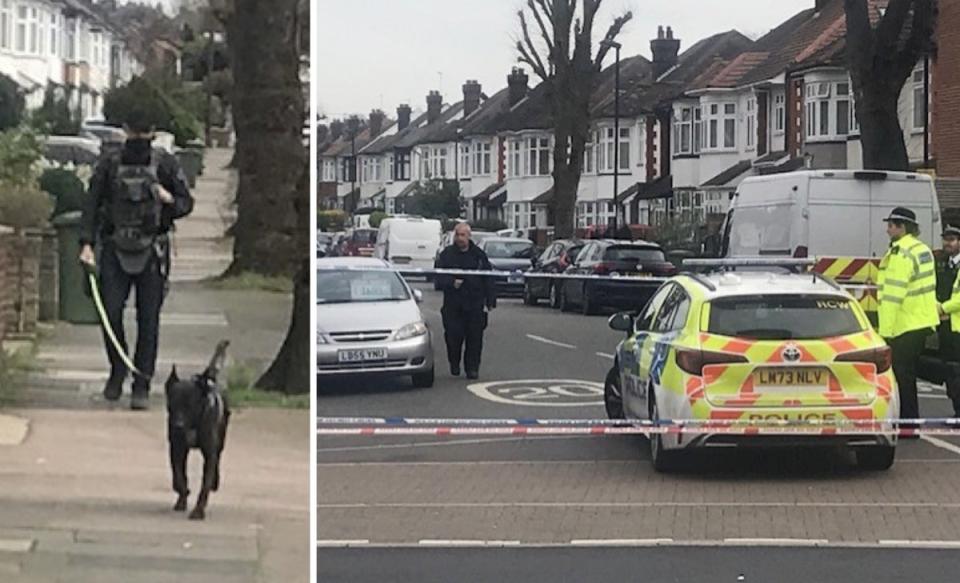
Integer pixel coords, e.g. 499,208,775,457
130,385,150,411
103,372,124,401
450,363,461,376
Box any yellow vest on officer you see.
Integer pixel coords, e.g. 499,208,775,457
942,267,960,333
877,233,939,338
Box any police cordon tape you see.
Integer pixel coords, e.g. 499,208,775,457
315,416,960,437
317,263,879,292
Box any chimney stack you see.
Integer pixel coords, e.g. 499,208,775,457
507,67,529,107
462,80,482,117
650,25,681,78
368,109,385,137
396,104,412,131
426,90,443,124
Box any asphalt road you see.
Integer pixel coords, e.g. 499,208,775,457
317,282,960,579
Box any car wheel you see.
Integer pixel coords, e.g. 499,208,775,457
549,283,560,309
558,285,573,312
855,445,896,471
604,367,624,420
648,391,679,473
412,367,435,389
523,283,538,306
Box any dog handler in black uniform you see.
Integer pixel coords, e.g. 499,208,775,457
435,223,496,379
79,110,194,410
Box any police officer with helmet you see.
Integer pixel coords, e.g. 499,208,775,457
877,207,940,427
936,225,960,417
79,109,194,410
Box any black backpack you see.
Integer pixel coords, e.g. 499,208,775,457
109,153,163,254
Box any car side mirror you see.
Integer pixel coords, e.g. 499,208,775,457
413,289,424,303
608,312,633,333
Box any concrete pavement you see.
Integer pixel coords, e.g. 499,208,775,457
317,283,960,549
0,148,308,581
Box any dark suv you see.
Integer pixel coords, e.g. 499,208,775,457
523,239,585,307
557,240,677,315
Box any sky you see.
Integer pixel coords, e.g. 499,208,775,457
316,0,816,120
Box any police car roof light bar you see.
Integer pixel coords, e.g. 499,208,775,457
683,258,818,268
678,271,717,291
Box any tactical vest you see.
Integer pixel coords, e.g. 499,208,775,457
107,154,165,275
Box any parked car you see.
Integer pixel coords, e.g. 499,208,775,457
340,228,378,257
558,240,677,315
431,229,495,289
317,257,434,388
42,135,101,166
523,239,586,307
374,217,442,271
317,232,334,258
477,237,536,298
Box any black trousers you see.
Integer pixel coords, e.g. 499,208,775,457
890,328,930,421
441,305,486,373
99,248,166,390
938,323,960,416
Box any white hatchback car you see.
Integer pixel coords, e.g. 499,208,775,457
317,257,434,388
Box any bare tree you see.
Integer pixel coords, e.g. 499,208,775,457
844,0,937,170
516,0,632,237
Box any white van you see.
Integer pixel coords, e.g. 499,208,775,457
375,217,442,270
722,170,941,259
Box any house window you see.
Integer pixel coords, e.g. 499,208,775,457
473,141,491,176
723,103,736,148
394,152,410,181
49,11,57,56
694,108,702,153
836,82,850,136
0,0,11,51
437,147,447,178
527,137,550,176
14,4,25,52
675,107,690,154
805,81,855,139
704,103,737,150
850,97,860,134
529,205,537,228
774,93,785,134
512,203,521,229
584,134,595,174
746,98,756,149
507,140,520,176
618,127,631,170
64,18,75,60
460,143,471,177
27,6,38,54
421,148,433,179
598,127,616,172
913,63,927,130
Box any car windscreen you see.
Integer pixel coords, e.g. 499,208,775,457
351,229,378,244
604,246,665,262
707,295,863,340
316,269,409,304
483,241,535,259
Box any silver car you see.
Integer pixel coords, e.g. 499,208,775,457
317,257,434,387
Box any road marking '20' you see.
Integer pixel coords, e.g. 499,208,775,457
467,380,604,407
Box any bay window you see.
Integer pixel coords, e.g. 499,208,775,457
746,98,756,149
421,149,433,179
704,103,737,150
460,143,471,177
14,4,25,52
437,147,447,177
584,133,595,174
598,127,615,172
394,152,410,181
473,141,491,176
49,10,56,56
528,136,550,176
28,6,37,54
618,127,631,170
913,63,927,131
388,155,395,181
0,1,10,51
774,93,785,134
508,139,521,177
805,80,855,140
675,107,692,155
693,108,702,153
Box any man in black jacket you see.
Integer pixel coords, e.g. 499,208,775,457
937,225,960,416
435,223,497,379
79,110,194,409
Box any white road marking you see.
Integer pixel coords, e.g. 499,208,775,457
920,435,960,457
0,539,34,553
316,434,594,453
595,352,615,360
723,538,828,547
315,540,370,547
466,379,604,407
570,539,673,546
418,540,520,547
526,334,576,350
879,540,960,548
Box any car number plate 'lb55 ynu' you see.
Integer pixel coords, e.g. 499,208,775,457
338,348,388,363
753,368,828,387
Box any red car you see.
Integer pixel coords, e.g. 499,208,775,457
340,228,378,257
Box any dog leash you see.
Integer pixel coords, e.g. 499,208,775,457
84,262,150,380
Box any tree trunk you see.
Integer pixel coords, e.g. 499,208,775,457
256,257,310,394
224,0,305,277
857,85,910,171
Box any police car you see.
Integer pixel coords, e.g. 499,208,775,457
603,259,899,472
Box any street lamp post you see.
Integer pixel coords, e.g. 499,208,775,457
601,40,622,237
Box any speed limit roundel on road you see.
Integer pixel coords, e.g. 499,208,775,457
467,379,604,407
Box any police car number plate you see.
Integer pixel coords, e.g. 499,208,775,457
338,348,388,363
753,368,828,387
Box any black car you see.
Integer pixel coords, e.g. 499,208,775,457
478,237,537,297
523,239,585,307
558,240,677,315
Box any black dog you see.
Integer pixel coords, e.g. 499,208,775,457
165,340,231,520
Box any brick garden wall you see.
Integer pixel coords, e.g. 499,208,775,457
0,229,42,340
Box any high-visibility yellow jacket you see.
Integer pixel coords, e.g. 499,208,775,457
941,267,960,333
877,233,939,338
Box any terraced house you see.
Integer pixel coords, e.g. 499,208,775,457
0,0,141,120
